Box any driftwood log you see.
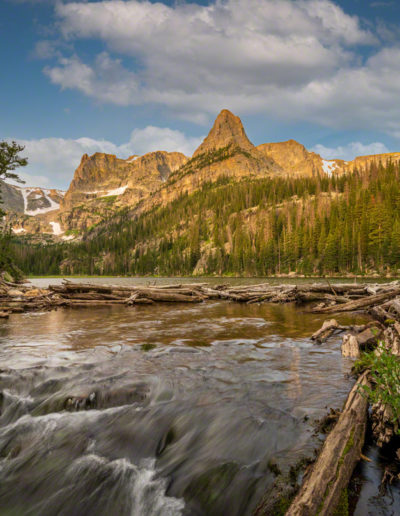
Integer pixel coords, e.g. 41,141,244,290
311,287,400,314
285,372,370,516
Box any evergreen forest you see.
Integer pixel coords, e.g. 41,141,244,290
12,161,400,277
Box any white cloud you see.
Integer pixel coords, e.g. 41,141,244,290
122,126,202,157
45,53,140,105
11,128,202,189
312,141,390,161
42,0,390,126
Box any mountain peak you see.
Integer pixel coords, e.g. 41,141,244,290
193,109,254,157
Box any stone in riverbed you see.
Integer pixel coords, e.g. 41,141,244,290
356,327,381,349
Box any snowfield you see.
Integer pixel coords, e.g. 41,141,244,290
322,160,338,176
17,187,65,216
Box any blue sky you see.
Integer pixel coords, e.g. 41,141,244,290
2,0,400,189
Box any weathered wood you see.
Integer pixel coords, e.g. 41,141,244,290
341,334,360,358
312,288,400,314
60,292,125,301
8,280,400,313
298,293,351,304
369,305,392,324
311,319,341,343
286,372,370,516
136,290,203,303
65,299,127,305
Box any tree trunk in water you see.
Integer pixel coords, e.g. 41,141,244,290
285,372,370,516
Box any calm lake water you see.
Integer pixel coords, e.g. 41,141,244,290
0,278,396,515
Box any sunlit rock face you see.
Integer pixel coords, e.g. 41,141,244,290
61,150,187,210
257,140,325,177
132,110,281,215
58,150,188,232
193,109,255,156
5,109,400,240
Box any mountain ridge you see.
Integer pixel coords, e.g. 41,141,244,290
4,109,400,240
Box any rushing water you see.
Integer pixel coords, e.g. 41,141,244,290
0,278,388,515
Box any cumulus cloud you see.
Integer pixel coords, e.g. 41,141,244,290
312,141,390,161
11,128,202,189
41,0,397,127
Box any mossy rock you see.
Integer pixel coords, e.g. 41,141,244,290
141,343,156,352
183,462,240,513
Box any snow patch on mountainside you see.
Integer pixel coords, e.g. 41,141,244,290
18,187,65,216
49,222,63,235
101,185,128,197
84,185,128,197
322,160,338,176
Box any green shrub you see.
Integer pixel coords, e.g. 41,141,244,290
356,344,400,429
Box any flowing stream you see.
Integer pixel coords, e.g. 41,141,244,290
0,278,393,515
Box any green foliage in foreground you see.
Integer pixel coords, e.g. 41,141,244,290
0,141,27,279
355,345,400,429
11,160,400,276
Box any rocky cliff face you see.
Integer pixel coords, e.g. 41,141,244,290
59,150,187,232
257,140,324,177
6,109,400,240
1,182,65,239
0,182,64,215
345,152,400,172
134,110,281,214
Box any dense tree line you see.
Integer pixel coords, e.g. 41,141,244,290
12,160,400,277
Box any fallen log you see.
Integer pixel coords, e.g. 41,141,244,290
65,299,127,305
59,292,126,301
311,319,341,343
285,371,370,516
136,290,203,303
297,293,353,304
369,305,392,324
127,293,154,305
311,288,400,314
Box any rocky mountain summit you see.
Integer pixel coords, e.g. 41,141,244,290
193,109,254,156
4,109,400,240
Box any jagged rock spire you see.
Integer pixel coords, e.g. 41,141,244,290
193,109,254,157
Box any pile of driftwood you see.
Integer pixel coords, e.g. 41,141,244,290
44,279,400,309
0,278,59,317
2,278,400,317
